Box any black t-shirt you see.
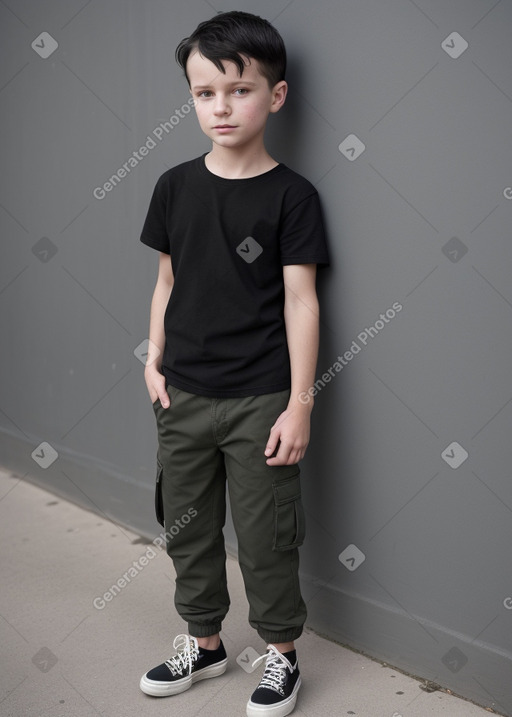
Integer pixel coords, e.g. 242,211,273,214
140,153,329,397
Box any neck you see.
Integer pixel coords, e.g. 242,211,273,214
205,143,278,179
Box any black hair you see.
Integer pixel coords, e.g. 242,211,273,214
175,10,286,89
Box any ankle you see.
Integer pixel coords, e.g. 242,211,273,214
195,634,221,650
271,641,295,654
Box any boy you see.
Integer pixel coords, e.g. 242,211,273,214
139,11,329,717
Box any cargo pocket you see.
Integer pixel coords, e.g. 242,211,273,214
155,459,164,527
272,472,305,551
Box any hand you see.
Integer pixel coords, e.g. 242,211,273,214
144,365,170,408
264,405,311,466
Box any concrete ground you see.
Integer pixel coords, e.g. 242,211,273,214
0,469,496,717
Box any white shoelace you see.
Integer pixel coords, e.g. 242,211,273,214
251,644,294,696
164,634,199,677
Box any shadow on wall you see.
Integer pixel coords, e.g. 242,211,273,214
297,269,361,630
266,51,361,647
265,56,304,169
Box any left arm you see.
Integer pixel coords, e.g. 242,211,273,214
265,264,319,466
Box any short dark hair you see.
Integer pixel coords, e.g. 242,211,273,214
175,10,286,89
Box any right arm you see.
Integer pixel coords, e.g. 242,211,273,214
144,252,174,407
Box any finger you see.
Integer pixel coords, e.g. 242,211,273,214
292,448,303,465
266,454,284,466
151,374,170,408
159,387,170,408
267,447,306,466
266,441,292,466
264,426,279,457
285,449,299,466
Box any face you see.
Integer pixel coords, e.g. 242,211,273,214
187,50,287,151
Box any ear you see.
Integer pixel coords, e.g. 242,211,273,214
269,80,288,114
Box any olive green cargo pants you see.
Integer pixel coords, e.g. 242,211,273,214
152,383,307,644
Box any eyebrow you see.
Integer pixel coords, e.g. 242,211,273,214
191,80,258,91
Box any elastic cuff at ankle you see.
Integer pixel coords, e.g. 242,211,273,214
188,622,222,638
257,626,303,644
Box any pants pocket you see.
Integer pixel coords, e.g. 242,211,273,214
272,472,305,551
155,459,164,527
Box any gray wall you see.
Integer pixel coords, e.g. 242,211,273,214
1,1,511,713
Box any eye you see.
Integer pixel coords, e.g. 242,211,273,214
197,90,213,98
233,88,249,96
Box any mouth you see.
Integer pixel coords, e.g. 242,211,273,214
214,124,237,129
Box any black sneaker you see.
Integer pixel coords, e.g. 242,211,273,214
246,645,301,717
140,634,228,697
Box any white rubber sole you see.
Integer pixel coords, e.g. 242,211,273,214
246,676,302,717
139,657,228,697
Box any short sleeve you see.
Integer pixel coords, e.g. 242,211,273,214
279,191,329,267
140,174,170,254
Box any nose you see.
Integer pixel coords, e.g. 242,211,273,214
212,93,230,116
